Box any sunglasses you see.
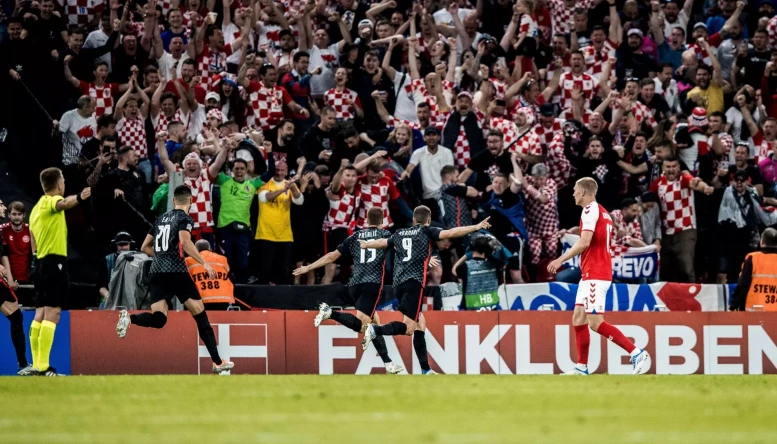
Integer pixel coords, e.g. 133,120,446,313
734,177,746,183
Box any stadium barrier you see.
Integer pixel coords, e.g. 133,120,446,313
2,310,776,375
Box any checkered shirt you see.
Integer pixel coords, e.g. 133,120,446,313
154,109,189,134
557,71,599,110
79,81,119,118
532,119,564,149
522,176,558,237
408,79,454,126
754,132,776,164
769,16,777,51
182,11,204,30
610,209,643,244
132,21,165,38
246,81,286,132
324,88,361,120
355,177,394,229
159,0,174,15
548,0,591,36
197,45,234,89
582,40,616,77
490,117,520,147
610,98,657,128
325,187,360,231
489,78,507,100
64,0,105,26
546,133,572,188
519,13,538,39
559,108,592,124
445,108,487,168
117,117,148,158
650,173,696,235
387,116,443,132
178,166,215,229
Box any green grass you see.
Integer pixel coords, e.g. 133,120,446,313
1,375,776,444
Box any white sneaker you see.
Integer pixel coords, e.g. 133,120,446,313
422,369,438,375
313,302,332,327
362,324,376,351
385,362,405,374
17,364,34,376
116,309,130,338
632,349,651,375
561,366,589,375
213,360,235,375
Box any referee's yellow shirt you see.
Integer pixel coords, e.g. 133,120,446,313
30,195,67,259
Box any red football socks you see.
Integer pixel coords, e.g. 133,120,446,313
596,322,637,354
574,325,590,365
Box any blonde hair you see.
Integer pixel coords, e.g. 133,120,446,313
389,123,412,144
575,177,598,196
522,0,536,13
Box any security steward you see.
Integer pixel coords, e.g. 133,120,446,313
730,228,777,312
185,240,235,310
453,236,501,311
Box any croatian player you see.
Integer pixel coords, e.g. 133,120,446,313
547,178,651,375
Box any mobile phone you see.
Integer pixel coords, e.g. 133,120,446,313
496,99,505,107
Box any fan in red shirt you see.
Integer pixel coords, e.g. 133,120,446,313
0,201,34,288
547,177,651,375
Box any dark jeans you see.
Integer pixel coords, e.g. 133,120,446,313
256,240,293,285
661,228,697,283
219,226,251,283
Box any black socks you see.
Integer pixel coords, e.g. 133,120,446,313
329,310,363,332
130,311,167,328
413,330,430,372
373,321,407,336
193,311,222,364
8,310,28,368
372,335,392,363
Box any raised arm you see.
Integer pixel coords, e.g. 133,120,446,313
293,249,342,275
608,0,622,46
189,15,210,58
113,78,136,120
501,8,519,53
62,55,81,88
407,36,421,80
366,0,395,23
438,217,492,240
157,131,176,174
382,37,400,80
150,69,166,118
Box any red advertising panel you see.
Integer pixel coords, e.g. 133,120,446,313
70,310,286,375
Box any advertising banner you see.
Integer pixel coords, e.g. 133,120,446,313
70,310,286,375
497,282,725,311
561,233,659,280
0,310,70,375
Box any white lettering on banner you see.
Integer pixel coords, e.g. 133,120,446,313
515,325,553,374
319,325,357,375
612,256,656,279
198,324,268,375
704,326,743,374
748,325,777,374
555,325,601,373
465,325,512,374
357,336,405,375
607,326,648,374
655,325,699,374
411,325,459,374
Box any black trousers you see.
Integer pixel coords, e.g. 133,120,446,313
256,240,293,285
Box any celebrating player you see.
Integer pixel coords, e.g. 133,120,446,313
0,200,32,375
115,185,234,375
547,177,651,375
29,168,91,376
360,206,491,374
292,207,405,374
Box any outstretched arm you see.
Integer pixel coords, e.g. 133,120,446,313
293,250,342,275
439,217,491,240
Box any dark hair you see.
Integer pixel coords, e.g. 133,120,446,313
69,27,86,36
293,51,310,63
167,121,184,132
620,197,638,209
205,26,220,40
635,131,647,140
696,64,712,74
471,236,492,255
321,106,336,116
413,205,432,225
181,59,196,68
117,145,133,156
364,50,379,59
375,18,391,28
7,17,22,26
259,63,276,76
9,201,25,214
487,129,504,139
233,158,248,167
570,50,584,58
40,167,63,192
367,161,382,173
416,102,431,110
440,165,457,178
97,113,117,130
662,155,680,164
754,28,768,37
591,25,604,32
659,62,674,71
167,8,182,20
173,185,192,204
93,61,109,71
343,165,358,174
762,228,777,248
639,78,654,87
341,125,359,140
314,165,330,176
100,135,118,146
709,111,727,124
573,7,587,15
279,29,293,39
160,92,179,105
367,207,383,226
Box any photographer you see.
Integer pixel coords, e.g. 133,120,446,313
453,235,502,311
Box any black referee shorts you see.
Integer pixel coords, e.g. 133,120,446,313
0,280,18,304
34,255,69,308
395,279,424,322
349,283,382,318
148,272,201,306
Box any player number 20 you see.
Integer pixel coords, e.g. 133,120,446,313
360,248,377,264
155,225,170,251
401,238,413,262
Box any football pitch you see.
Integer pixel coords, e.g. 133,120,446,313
1,375,775,444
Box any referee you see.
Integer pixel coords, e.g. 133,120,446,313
29,168,91,376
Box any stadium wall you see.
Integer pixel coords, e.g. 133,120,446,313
2,310,776,375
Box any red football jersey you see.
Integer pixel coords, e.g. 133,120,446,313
0,223,33,282
578,202,613,281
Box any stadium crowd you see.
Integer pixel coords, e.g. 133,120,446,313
2,0,777,293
